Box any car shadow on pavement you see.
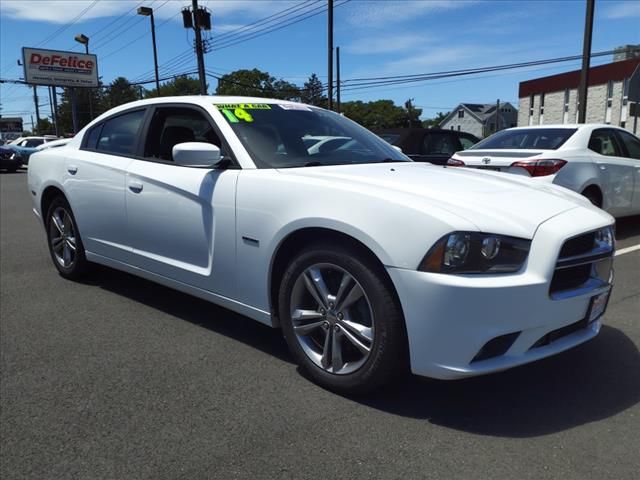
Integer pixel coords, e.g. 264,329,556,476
78,266,638,438
615,215,640,240
355,325,640,437
81,265,294,365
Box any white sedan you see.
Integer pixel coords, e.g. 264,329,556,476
448,124,640,217
28,97,615,393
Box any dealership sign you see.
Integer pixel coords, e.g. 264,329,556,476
22,47,98,87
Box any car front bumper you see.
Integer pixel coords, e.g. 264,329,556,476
387,206,614,380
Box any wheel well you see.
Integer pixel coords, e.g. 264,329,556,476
269,228,402,325
582,185,603,208
40,186,66,221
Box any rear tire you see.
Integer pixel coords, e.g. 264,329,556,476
278,243,406,394
582,187,602,208
45,196,89,279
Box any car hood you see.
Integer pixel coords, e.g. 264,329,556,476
279,162,590,238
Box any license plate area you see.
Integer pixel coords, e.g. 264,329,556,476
477,166,501,171
587,288,611,324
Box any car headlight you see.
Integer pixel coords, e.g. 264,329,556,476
418,232,531,274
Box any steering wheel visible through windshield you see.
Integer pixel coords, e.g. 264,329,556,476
215,102,410,168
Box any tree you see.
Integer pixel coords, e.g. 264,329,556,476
301,73,326,107
341,99,422,130
56,84,106,134
35,118,54,135
145,75,202,97
215,68,300,101
105,77,140,108
422,111,449,129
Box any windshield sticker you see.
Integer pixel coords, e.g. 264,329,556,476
221,109,240,123
278,103,312,111
216,103,271,110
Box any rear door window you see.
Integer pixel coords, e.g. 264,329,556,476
96,110,145,156
458,134,478,150
421,132,457,155
588,129,623,157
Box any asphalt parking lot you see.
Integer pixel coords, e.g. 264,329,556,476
1,170,639,480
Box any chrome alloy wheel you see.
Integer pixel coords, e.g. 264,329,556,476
49,206,77,268
289,263,375,375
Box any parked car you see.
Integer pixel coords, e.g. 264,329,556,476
8,136,60,164
34,138,72,151
376,128,480,165
448,125,640,217
0,145,22,172
28,97,615,393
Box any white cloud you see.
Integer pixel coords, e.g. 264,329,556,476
346,33,431,55
604,1,640,19
346,0,477,27
0,0,299,24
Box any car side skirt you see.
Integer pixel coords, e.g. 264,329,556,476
86,251,274,327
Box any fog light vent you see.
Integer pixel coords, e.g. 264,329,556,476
471,332,520,363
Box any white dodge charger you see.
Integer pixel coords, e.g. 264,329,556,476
27,97,616,393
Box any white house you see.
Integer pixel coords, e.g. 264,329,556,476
439,103,518,138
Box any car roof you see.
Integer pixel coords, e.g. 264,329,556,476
502,124,623,130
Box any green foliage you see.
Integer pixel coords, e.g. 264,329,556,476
301,73,326,107
105,77,140,108
215,68,300,101
145,75,202,98
56,85,106,134
422,111,449,128
341,99,422,130
35,118,54,135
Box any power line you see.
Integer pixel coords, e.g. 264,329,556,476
338,49,618,93
211,0,351,52
129,0,345,84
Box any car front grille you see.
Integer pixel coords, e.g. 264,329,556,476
549,227,614,298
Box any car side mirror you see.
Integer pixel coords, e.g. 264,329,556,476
172,142,223,167
392,145,403,153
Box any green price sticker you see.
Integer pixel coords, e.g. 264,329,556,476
234,108,253,122
221,109,239,123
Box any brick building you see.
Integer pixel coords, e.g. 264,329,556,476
517,58,639,133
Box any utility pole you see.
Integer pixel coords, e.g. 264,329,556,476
48,86,58,136
327,0,334,110
51,86,59,136
193,0,207,94
32,86,40,133
578,0,595,123
336,46,341,113
495,99,500,132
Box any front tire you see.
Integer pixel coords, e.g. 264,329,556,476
278,243,406,394
45,196,89,279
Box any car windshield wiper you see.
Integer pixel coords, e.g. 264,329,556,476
380,158,406,163
303,161,324,167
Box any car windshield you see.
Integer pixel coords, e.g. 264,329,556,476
215,103,409,168
471,128,578,150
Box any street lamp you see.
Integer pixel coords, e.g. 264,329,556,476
137,6,161,96
74,33,93,121
74,33,89,53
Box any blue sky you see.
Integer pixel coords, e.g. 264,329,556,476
1,0,639,128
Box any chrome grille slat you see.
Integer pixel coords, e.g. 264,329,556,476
550,227,614,299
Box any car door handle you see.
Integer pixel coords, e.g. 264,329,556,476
128,181,143,193
67,165,78,175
